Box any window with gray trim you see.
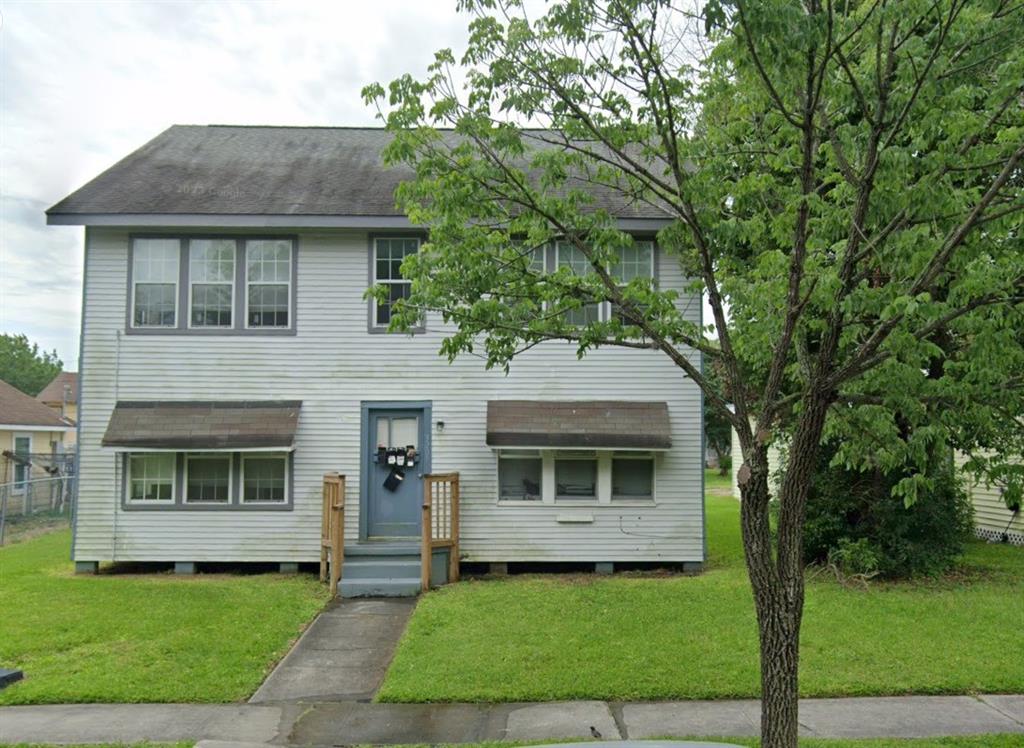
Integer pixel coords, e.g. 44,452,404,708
128,236,296,335
246,240,292,328
128,453,175,502
610,241,655,325
189,239,235,328
185,454,232,504
241,454,288,504
555,242,601,326
372,237,419,328
132,239,179,327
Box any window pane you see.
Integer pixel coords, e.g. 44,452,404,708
530,246,545,273
613,458,654,499
390,417,418,448
613,242,654,283
190,240,235,282
133,239,179,327
376,282,410,326
191,284,232,327
14,436,30,487
557,242,600,325
129,453,174,502
499,457,542,501
556,458,597,499
134,284,177,327
248,284,289,327
186,456,230,502
243,457,286,503
133,239,180,282
246,241,291,282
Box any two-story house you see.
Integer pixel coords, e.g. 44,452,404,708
47,125,705,596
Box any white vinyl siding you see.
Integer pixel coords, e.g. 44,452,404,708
74,228,703,564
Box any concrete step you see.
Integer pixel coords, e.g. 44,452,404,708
344,543,420,557
341,577,421,598
341,558,421,580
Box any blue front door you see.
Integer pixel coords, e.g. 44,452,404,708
365,408,427,538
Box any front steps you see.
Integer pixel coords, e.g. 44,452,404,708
341,543,421,598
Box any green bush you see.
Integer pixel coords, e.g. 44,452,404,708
803,447,974,578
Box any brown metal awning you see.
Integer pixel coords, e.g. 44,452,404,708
486,400,672,450
102,401,301,451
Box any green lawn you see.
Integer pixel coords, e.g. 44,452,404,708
0,530,329,704
378,486,1024,703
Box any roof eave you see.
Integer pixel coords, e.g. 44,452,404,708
46,212,674,232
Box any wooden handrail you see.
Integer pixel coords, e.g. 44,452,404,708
321,473,345,597
421,472,460,590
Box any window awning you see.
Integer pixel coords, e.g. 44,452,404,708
486,400,671,450
102,401,301,451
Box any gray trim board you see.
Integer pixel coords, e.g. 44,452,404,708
125,234,297,336
48,213,674,231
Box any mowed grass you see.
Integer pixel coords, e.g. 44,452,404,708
0,530,329,704
378,475,1024,702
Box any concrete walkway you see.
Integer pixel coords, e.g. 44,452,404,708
1,695,1021,744
249,597,415,703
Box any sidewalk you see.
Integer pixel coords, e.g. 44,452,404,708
1,695,1021,745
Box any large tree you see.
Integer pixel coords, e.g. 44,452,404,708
0,333,63,397
363,1,1024,745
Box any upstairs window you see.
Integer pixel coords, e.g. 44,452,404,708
246,240,291,328
610,241,654,325
556,242,601,326
372,237,419,329
189,239,235,328
132,239,179,327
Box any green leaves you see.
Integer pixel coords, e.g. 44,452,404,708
363,0,1024,507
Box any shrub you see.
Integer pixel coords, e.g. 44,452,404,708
802,446,974,579
718,455,732,476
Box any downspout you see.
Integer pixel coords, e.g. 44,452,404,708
111,327,121,562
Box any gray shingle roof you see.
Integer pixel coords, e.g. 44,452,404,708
101,400,301,450
36,372,78,405
47,125,671,221
486,400,672,450
0,379,73,429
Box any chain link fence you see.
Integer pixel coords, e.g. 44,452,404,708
0,451,76,545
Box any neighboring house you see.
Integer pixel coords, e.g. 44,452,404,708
0,379,74,513
730,423,783,500
46,125,704,596
37,372,79,447
958,453,1024,546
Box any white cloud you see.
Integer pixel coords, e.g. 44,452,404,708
0,0,469,364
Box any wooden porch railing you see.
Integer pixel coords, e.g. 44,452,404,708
421,472,460,590
320,473,345,597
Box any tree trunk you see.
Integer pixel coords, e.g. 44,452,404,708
738,393,832,748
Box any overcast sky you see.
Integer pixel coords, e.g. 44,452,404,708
1,1,712,369
0,0,469,365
